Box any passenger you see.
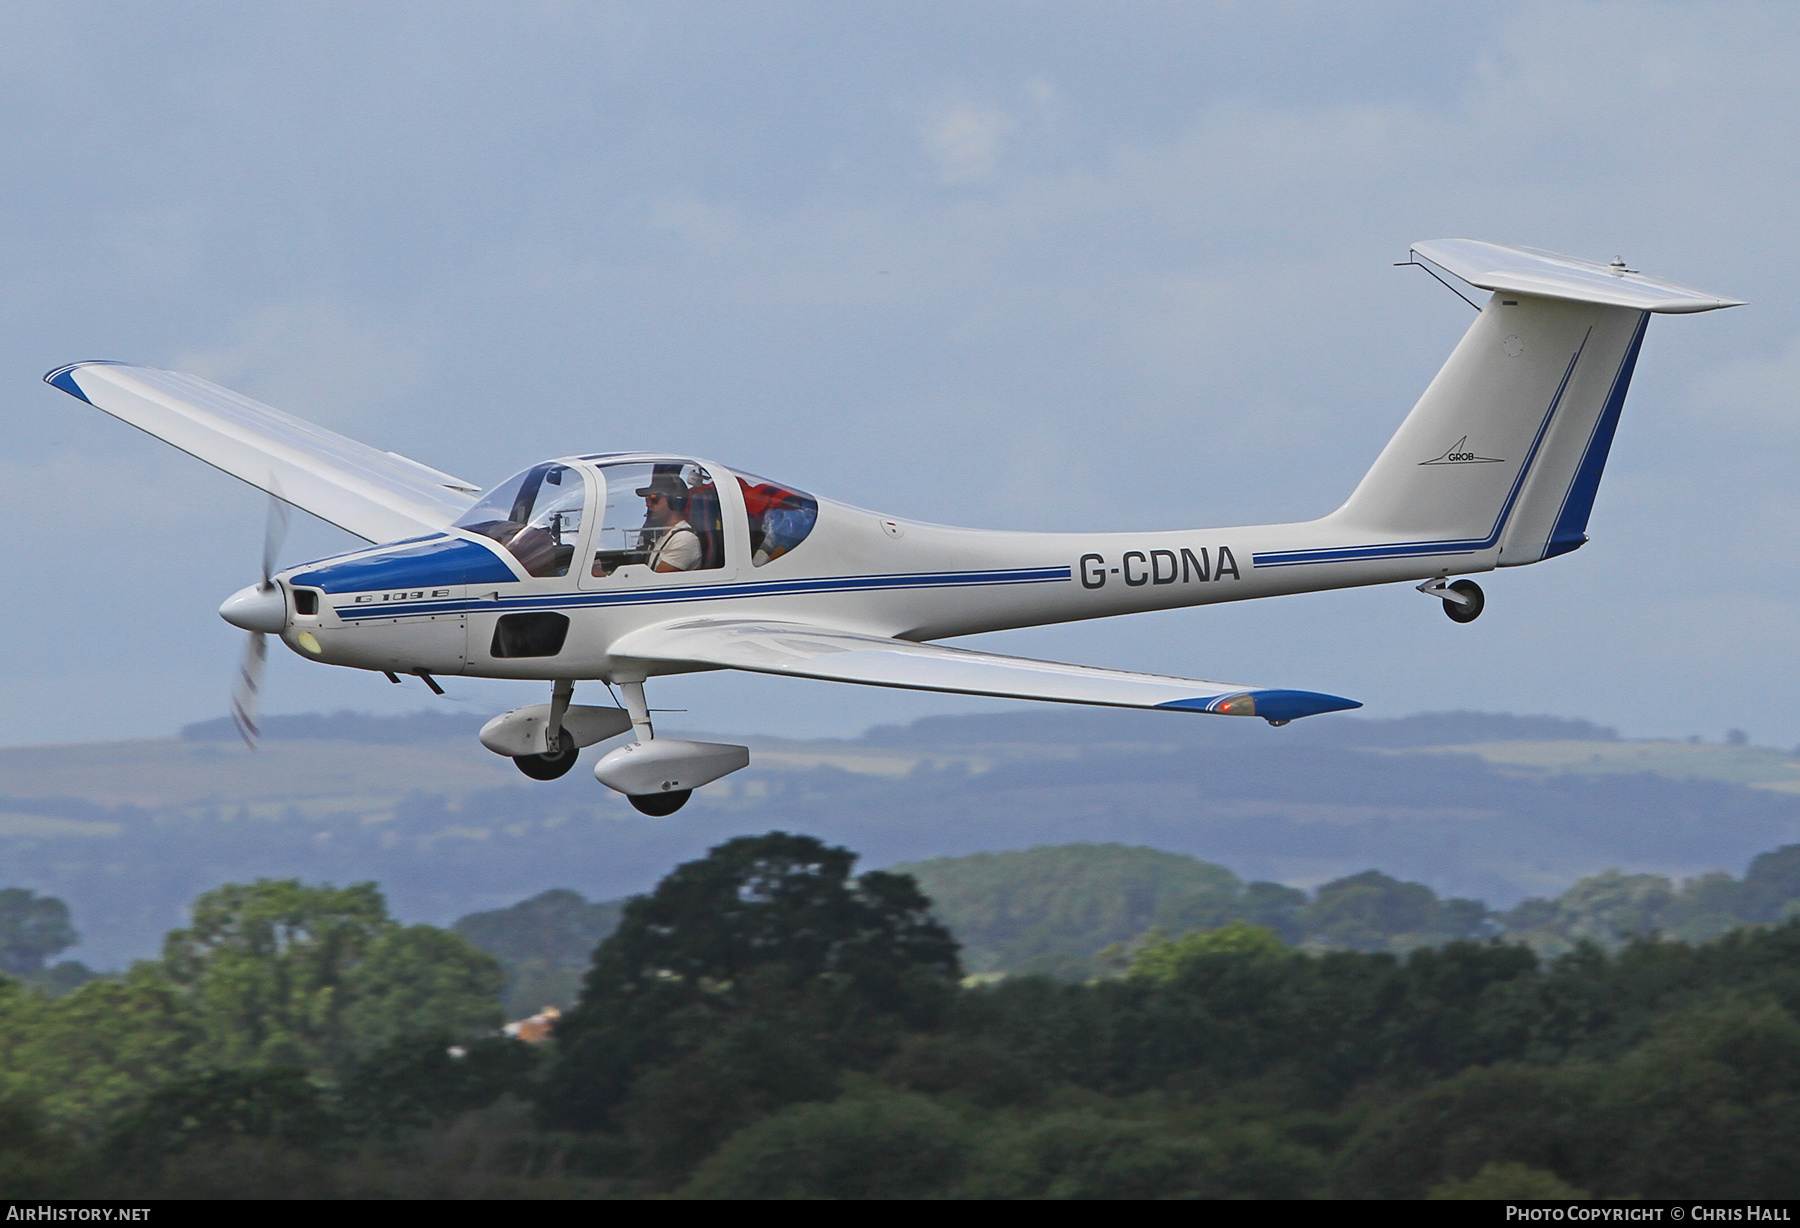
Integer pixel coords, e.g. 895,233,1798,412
637,475,702,573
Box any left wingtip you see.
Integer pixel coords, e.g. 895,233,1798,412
1246,689,1363,721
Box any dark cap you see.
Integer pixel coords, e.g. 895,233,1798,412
635,474,690,502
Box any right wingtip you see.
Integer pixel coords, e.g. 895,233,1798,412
43,360,127,403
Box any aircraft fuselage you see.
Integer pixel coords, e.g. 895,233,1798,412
272,452,1489,684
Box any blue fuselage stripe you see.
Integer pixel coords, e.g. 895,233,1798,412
330,566,1073,621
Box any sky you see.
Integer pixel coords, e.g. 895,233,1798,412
1,1,1796,747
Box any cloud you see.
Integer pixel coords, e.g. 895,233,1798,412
170,299,436,440
919,102,1016,182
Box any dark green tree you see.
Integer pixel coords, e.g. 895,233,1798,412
0,1095,86,1197
0,967,208,1136
1331,1062,1597,1197
618,1018,839,1185
0,889,79,976
542,832,961,1134
877,1034,1046,1108
965,1111,1323,1200
1587,1002,1800,1198
338,1033,539,1136
161,879,502,1073
1302,870,1492,950
1236,880,1310,943
679,1092,971,1199
103,1067,338,1170
1739,844,1800,922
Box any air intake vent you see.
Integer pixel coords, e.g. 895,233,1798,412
491,612,570,658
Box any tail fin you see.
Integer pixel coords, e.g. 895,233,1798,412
1330,240,1739,569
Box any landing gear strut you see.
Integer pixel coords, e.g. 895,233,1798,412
586,679,756,817
1418,577,1485,623
512,678,579,779
614,679,693,815
513,730,579,780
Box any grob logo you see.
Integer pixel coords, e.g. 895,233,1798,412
1419,435,1504,466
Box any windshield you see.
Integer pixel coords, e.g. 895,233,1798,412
454,463,587,578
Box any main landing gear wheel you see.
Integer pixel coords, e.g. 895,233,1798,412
1442,579,1485,624
629,789,692,816
513,734,579,780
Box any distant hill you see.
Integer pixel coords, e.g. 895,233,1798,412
181,710,488,744
449,838,1800,994
859,708,1620,750
905,840,1800,977
898,843,1490,978
177,705,1617,751
895,844,1242,978
453,888,623,1015
2,706,1796,967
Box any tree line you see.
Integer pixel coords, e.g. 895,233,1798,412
3,833,1800,1196
444,839,1800,1004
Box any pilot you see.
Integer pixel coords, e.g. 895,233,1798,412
637,474,702,573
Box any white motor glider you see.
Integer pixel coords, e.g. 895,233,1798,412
45,239,1739,814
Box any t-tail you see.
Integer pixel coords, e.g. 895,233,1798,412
1291,240,1741,575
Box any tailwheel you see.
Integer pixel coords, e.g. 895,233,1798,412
629,789,692,816
513,733,579,781
1442,579,1485,624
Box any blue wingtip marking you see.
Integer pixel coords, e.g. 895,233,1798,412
1155,696,1223,713
1246,689,1363,721
1157,689,1362,721
43,360,126,404
44,365,91,402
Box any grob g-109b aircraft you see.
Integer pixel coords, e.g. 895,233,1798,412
45,239,1739,815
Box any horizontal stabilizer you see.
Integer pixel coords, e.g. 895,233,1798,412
611,618,1360,723
44,361,479,543
1411,239,1743,314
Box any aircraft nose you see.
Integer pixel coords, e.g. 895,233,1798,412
219,583,287,633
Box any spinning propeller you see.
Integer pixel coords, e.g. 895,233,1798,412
222,494,290,749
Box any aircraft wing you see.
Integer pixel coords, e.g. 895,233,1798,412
44,361,480,543
610,619,1361,723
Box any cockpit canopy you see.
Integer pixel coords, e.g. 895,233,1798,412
454,462,586,577
454,459,820,579
735,469,818,566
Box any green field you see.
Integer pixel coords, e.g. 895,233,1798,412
1399,740,1800,791
9,724,1797,819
